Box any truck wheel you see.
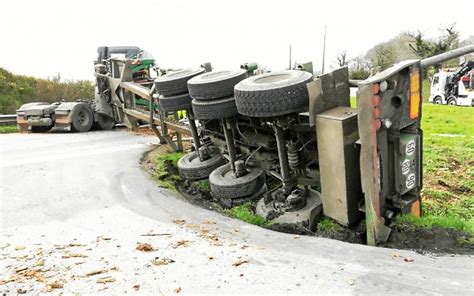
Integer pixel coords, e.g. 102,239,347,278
447,97,457,106
155,68,205,97
191,97,238,120
433,96,442,104
234,70,313,117
187,70,247,100
210,164,265,200
71,104,94,132
94,113,115,130
178,146,226,180
31,125,53,133
159,93,192,112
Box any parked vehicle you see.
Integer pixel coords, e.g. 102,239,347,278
16,46,155,132
429,61,474,106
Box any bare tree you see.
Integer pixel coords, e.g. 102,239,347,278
336,50,348,67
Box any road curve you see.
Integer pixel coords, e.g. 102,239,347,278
0,130,472,294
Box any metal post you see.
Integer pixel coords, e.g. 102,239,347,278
289,44,292,70
420,45,474,68
321,25,327,74
188,110,202,160
174,112,183,152
222,119,237,174
149,95,166,143
273,124,292,193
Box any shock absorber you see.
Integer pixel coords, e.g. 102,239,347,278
286,141,301,171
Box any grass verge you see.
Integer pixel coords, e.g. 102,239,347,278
0,125,18,133
400,104,474,234
396,214,474,235
151,150,184,190
317,218,342,235
223,203,267,226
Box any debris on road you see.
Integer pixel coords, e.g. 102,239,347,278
46,280,64,291
84,269,109,277
140,231,172,237
173,219,187,225
233,259,249,267
151,257,175,266
97,276,116,284
174,240,189,248
136,242,155,252
62,252,88,258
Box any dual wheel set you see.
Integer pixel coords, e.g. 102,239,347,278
155,68,266,206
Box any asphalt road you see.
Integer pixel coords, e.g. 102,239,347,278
1,130,473,294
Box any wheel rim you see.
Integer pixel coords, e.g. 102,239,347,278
78,111,86,125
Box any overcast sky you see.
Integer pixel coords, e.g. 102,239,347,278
1,0,472,81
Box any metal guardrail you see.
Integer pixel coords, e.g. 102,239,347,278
0,114,17,126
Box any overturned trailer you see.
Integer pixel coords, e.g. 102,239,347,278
147,45,472,245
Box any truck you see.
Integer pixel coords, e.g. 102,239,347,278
16,46,156,132
145,45,473,246
16,43,474,246
429,60,474,106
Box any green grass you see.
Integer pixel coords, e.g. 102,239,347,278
396,214,474,235
223,203,267,226
0,125,18,133
317,218,342,234
195,180,210,192
401,103,474,234
350,96,357,108
152,151,184,190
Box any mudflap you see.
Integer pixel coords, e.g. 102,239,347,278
54,115,72,131
357,84,392,245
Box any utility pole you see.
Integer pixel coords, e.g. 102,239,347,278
289,44,292,70
322,25,327,74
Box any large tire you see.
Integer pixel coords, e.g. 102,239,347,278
210,164,265,200
94,113,115,130
191,97,238,120
433,96,442,104
159,93,192,112
178,146,226,180
70,104,94,132
234,70,313,117
187,70,247,100
155,68,205,96
447,96,457,106
31,125,53,133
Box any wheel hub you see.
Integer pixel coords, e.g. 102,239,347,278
78,111,86,124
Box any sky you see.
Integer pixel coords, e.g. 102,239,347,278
1,0,472,81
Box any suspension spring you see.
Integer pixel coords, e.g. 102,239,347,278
287,141,301,170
